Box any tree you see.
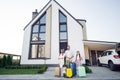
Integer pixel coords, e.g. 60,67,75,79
0,58,2,67
2,55,7,67
6,55,12,66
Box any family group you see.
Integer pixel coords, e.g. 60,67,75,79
58,45,83,77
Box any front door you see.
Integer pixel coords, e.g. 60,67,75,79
91,50,97,65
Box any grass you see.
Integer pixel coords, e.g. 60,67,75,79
0,65,48,75
0,69,40,75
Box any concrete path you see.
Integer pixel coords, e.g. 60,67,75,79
0,66,120,80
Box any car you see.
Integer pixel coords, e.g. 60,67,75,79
97,49,120,71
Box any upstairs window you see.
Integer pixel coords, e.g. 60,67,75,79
31,13,46,42
59,11,67,41
29,12,46,59
59,12,67,23
59,10,68,51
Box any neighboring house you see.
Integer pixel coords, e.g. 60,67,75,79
0,52,21,63
21,0,118,66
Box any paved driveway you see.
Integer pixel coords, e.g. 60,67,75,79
0,66,120,80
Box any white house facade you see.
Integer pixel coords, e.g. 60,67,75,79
21,0,85,65
21,0,118,66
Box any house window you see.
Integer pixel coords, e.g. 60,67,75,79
29,12,46,59
59,11,68,51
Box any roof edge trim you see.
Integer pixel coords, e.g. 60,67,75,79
23,0,52,30
54,0,83,28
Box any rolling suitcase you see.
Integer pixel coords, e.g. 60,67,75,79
68,62,76,77
77,66,86,77
54,67,61,77
66,68,72,78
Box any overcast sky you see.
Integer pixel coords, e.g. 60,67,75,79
0,0,120,55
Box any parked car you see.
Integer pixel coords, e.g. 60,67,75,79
97,49,120,71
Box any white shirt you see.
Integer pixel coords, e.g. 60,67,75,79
76,55,80,60
65,50,74,60
58,53,65,65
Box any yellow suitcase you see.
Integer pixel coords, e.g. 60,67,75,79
66,68,72,78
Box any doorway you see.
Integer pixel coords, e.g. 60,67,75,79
91,50,97,65
60,42,67,51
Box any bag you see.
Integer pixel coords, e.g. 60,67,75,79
66,68,72,78
66,60,70,65
54,67,61,77
77,66,86,77
68,62,76,77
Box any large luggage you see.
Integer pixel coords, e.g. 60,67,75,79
77,66,86,77
68,62,76,77
66,68,72,78
54,67,61,77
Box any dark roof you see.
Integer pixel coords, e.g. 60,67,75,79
83,40,117,44
24,0,84,30
0,52,21,56
76,19,87,22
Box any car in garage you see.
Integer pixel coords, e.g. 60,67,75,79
97,49,120,71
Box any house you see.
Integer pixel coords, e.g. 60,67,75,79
21,0,118,66
0,52,21,64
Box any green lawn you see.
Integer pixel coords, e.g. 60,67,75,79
0,65,48,75
0,68,41,75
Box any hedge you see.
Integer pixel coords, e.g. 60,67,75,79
5,65,48,69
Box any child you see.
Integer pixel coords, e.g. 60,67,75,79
58,49,65,76
75,51,83,67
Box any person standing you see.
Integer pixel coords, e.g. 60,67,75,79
75,51,83,67
65,45,74,65
58,49,65,76
58,49,65,68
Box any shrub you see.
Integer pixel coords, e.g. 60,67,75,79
2,55,7,67
83,65,92,73
0,58,3,68
6,55,12,66
38,65,48,74
5,65,48,70
37,69,45,74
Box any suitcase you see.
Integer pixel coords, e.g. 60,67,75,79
54,67,61,77
66,68,72,78
77,66,86,77
68,62,76,77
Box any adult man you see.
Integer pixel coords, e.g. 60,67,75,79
65,45,74,65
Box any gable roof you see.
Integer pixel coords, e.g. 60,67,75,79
24,0,83,30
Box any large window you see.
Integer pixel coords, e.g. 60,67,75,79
59,11,68,51
29,12,46,59
59,11,67,41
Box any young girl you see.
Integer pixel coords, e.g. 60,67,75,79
75,51,83,67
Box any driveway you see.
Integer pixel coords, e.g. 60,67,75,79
0,66,120,80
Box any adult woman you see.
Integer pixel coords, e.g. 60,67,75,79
58,49,65,68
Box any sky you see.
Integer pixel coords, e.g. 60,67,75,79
0,0,120,55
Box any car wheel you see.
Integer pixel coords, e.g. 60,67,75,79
98,60,102,66
108,61,116,71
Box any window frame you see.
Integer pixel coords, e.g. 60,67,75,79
59,10,68,42
29,12,47,59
